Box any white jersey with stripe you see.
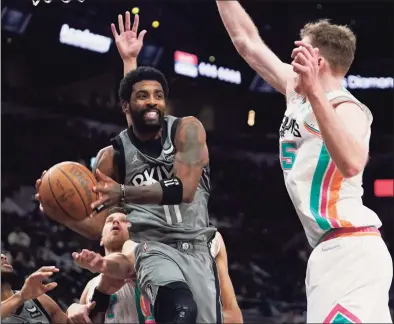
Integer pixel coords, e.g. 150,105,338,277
86,275,139,323
210,232,221,258
279,88,381,247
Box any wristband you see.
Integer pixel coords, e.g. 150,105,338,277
120,184,126,204
159,177,183,205
89,287,111,316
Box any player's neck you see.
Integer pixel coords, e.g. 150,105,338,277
319,73,344,93
132,127,162,141
1,284,14,301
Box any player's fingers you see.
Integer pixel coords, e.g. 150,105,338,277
125,11,131,31
39,204,44,212
38,266,59,273
138,30,147,43
29,271,54,281
95,169,111,182
118,14,125,33
294,41,317,57
35,178,42,191
72,252,80,260
43,282,58,292
35,193,40,201
295,53,310,66
110,23,119,39
91,196,110,212
291,62,308,74
83,313,93,324
89,254,102,267
87,301,96,311
131,13,139,33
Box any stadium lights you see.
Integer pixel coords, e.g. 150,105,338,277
152,20,160,28
131,7,139,15
247,110,255,127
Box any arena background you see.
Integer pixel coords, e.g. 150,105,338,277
2,0,393,322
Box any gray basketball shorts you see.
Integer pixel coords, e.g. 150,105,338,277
134,240,223,323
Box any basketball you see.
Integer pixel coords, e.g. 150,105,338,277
39,162,98,222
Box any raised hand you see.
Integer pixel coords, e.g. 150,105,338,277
291,41,321,95
72,249,107,274
111,12,147,61
19,266,59,301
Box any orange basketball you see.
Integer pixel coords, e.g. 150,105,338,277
39,162,98,222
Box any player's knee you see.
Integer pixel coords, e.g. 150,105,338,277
154,282,198,324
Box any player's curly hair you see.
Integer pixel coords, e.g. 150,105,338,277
118,66,169,103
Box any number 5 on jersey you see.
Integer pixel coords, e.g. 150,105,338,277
280,141,297,170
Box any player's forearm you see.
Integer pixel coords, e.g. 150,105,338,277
124,183,163,205
1,293,24,319
223,307,243,324
123,58,137,76
308,88,367,178
216,1,260,52
102,253,134,279
64,210,109,240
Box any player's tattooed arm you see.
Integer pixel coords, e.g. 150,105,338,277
173,116,209,202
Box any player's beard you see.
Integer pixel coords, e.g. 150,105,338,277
131,106,164,134
1,270,19,288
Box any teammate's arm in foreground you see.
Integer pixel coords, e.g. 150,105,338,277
1,267,68,323
215,233,243,323
90,117,208,211
67,282,97,324
292,42,369,177
216,1,295,95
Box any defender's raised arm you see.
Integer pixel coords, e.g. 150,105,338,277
216,1,295,95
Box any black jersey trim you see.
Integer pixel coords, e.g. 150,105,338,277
34,297,51,323
110,135,126,184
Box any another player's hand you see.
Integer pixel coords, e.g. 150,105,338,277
67,302,96,324
90,169,121,216
111,12,146,61
72,249,107,274
291,41,321,95
35,170,47,213
19,266,59,301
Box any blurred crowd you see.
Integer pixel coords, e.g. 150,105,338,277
2,94,393,322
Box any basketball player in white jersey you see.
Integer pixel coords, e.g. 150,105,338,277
67,209,154,324
216,2,392,323
72,223,242,323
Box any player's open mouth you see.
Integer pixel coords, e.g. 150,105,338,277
144,109,159,120
111,225,120,231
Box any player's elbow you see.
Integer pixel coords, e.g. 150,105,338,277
233,36,254,57
340,159,366,178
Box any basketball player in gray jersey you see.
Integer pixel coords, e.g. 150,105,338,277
1,254,68,323
80,66,221,323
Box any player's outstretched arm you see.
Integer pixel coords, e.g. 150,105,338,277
215,233,243,323
73,241,136,280
216,1,295,95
